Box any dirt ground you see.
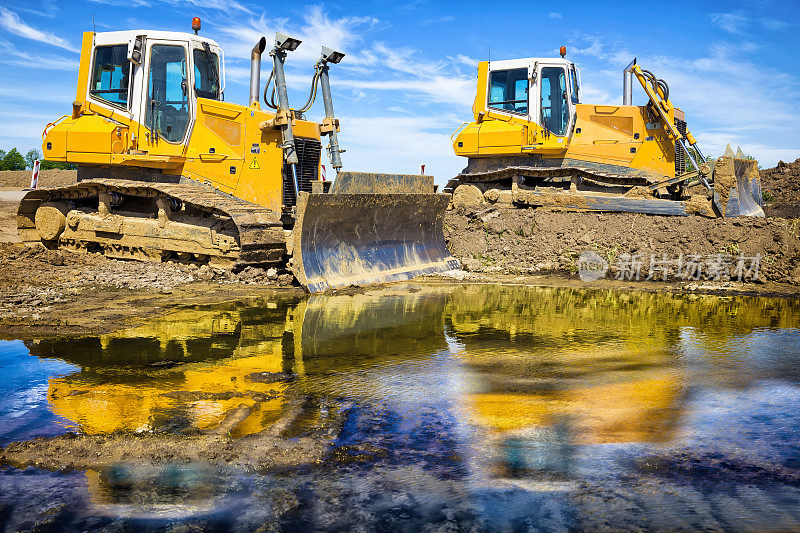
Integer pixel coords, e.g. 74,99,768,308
0,169,76,188
0,160,799,340
443,158,800,292
445,209,800,283
761,157,800,219
0,242,300,339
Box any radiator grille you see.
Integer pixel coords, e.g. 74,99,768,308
674,118,687,175
282,137,321,207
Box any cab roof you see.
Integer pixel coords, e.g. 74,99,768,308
93,30,221,48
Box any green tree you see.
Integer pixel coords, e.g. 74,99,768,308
40,160,76,170
25,149,40,170
1,148,26,171
0,150,6,162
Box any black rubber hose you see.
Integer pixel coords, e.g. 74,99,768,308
263,70,277,110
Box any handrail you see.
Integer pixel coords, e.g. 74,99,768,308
450,122,469,142
42,115,69,140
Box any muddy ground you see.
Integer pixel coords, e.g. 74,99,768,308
0,162,799,340
762,158,800,219
445,209,800,283
443,158,800,289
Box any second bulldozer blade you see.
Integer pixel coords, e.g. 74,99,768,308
292,192,459,292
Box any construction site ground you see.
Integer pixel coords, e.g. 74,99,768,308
0,161,799,339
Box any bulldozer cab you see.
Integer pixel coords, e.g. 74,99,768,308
87,31,224,153
485,57,580,137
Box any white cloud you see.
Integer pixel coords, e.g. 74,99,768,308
549,12,562,19
216,5,378,66
86,0,251,10
0,39,79,71
420,15,455,26
566,32,799,167
0,6,78,52
338,115,466,182
708,12,747,34
759,17,790,31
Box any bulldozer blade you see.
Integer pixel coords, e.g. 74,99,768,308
711,156,765,217
292,192,459,293
331,171,436,194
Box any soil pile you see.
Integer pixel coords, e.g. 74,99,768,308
0,169,77,188
445,208,800,284
761,158,800,219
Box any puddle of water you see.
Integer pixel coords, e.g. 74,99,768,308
1,284,800,531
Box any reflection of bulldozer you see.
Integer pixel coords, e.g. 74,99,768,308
36,302,301,437
18,24,456,292
446,285,800,476
27,285,452,439
449,51,763,217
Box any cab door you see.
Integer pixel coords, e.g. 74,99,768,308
535,64,574,138
137,39,192,159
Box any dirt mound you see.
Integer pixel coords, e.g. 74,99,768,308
445,208,800,284
0,169,76,188
761,158,800,219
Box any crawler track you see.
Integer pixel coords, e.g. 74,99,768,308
17,179,286,269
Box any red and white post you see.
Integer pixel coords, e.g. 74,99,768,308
30,160,40,189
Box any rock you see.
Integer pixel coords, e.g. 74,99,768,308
461,257,482,272
266,267,278,280
277,274,293,285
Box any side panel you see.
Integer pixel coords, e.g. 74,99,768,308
183,99,246,193
232,112,286,215
566,104,674,178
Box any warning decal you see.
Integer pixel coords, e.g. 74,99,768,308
249,156,260,170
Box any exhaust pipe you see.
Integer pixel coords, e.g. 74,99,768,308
248,37,267,106
623,58,636,105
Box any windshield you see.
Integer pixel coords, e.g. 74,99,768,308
90,45,130,109
193,48,220,100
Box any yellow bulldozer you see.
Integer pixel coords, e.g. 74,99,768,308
18,21,458,292
449,49,764,218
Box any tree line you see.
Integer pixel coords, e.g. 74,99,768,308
0,148,75,171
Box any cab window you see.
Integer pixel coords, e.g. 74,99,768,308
193,48,220,100
540,67,568,136
488,68,528,114
90,45,130,109
570,66,580,104
146,44,189,143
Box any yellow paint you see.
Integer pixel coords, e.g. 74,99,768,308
453,59,683,179
43,35,323,218
73,32,94,114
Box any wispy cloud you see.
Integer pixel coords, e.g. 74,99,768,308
420,15,455,26
0,39,79,71
709,11,748,34
86,0,251,11
0,6,78,52
549,12,562,19
216,5,378,65
15,0,59,19
566,31,800,164
708,11,791,34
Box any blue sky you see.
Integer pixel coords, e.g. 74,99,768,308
0,0,798,185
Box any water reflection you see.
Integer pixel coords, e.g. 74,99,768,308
2,284,800,530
